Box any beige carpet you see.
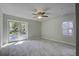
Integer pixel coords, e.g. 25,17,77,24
0,39,76,56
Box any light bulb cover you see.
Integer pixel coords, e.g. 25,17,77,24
38,16,42,19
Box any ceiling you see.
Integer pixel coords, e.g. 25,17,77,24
0,3,75,21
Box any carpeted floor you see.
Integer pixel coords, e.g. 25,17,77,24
0,39,76,56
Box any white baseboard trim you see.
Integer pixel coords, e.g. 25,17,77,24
41,38,76,47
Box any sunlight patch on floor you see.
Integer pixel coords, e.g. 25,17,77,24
15,41,24,45
1,43,14,48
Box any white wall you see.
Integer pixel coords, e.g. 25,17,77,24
28,21,41,40
0,9,3,47
2,14,41,45
41,13,76,46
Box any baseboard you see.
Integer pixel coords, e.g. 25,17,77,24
41,38,76,47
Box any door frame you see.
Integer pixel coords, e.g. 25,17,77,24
7,19,28,43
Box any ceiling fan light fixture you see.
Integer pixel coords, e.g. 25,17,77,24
32,8,48,19
38,16,42,19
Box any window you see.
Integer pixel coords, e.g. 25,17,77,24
8,20,28,42
62,21,73,36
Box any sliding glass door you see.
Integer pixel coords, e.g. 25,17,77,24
8,20,28,42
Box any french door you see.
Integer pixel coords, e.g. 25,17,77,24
8,20,28,42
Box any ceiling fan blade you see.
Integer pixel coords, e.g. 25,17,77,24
42,15,48,17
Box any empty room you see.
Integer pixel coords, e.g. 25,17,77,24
0,3,76,56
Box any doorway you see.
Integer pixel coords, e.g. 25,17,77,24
8,20,28,42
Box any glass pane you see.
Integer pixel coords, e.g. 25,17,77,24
62,21,73,36
69,21,73,28
9,21,19,42
8,21,28,42
63,22,69,29
18,23,28,40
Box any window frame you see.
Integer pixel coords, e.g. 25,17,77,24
62,21,73,36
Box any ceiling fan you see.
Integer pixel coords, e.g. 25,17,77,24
32,8,48,19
